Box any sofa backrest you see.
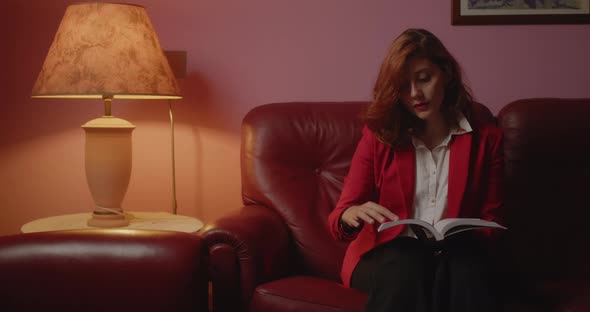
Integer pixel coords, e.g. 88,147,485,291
498,98,590,302
241,102,365,280
240,101,494,281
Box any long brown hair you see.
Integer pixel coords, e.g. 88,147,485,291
364,28,473,146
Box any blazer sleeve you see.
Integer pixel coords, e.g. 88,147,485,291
328,126,377,241
479,127,505,240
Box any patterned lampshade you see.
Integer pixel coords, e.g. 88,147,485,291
32,3,181,99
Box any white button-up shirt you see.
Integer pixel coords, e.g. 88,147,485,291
403,114,472,236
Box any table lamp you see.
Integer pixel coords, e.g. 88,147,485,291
31,3,181,228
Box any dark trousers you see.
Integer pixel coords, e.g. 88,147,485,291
351,234,501,312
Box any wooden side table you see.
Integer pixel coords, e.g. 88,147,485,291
21,211,203,233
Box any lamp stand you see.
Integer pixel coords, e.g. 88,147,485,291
82,97,135,228
169,100,178,214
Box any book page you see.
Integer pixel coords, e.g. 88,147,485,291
377,219,442,240
434,218,506,237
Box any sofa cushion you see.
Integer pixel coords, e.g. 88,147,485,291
250,276,367,312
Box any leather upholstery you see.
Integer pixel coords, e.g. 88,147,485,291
202,101,494,312
240,102,366,281
498,98,590,312
250,276,367,312
0,229,208,312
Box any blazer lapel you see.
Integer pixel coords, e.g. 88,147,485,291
448,133,472,218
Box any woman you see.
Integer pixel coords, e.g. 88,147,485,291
327,29,504,312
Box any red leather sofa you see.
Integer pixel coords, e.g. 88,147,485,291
0,229,209,312
202,99,590,312
497,98,590,311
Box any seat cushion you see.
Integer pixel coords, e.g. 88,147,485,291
250,276,367,312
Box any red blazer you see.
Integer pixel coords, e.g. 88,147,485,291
328,120,504,287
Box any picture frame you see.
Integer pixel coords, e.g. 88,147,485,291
452,0,590,25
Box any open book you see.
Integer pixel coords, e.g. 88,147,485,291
377,218,506,241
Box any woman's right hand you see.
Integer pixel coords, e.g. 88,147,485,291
340,201,399,228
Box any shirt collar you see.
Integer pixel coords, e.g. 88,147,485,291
411,113,472,149
451,113,472,135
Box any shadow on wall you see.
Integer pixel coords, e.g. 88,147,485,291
182,71,244,133
3,95,104,146
180,71,244,219
126,70,242,133
124,70,243,220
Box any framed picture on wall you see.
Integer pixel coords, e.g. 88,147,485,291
452,0,590,25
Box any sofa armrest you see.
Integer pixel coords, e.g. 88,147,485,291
0,229,208,311
201,204,291,312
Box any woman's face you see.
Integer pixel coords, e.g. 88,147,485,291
400,57,446,123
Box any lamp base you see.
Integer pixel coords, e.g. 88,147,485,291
82,115,135,229
87,212,129,228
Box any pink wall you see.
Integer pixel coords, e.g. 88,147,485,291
2,0,590,235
